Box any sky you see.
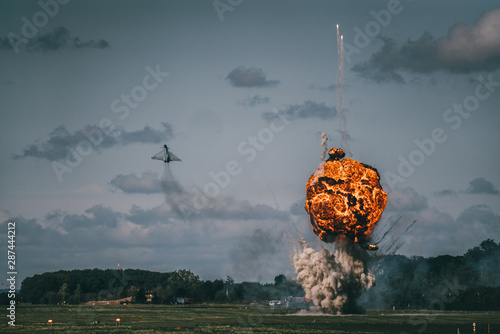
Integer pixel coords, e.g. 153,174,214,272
1,0,499,286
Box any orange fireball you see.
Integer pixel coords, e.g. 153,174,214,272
305,148,387,247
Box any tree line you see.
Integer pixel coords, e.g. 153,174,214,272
14,269,303,305
362,239,500,311
2,239,499,310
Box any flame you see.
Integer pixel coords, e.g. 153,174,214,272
305,148,387,245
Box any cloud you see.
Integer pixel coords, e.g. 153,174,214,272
1,195,293,282
12,122,174,161
386,187,428,212
352,8,500,83
0,26,109,52
110,171,163,194
262,100,337,122
308,83,337,91
456,204,500,226
127,195,290,225
45,205,121,233
199,197,290,221
237,94,270,106
437,8,500,66
374,185,500,257
120,123,174,145
465,177,499,194
229,228,285,282
434,189,458,197
226,66,280,88
434,177,498,196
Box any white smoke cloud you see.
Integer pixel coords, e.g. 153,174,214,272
293,238,375,314
437,8,500,64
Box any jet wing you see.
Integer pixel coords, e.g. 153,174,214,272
168,151,182,162
151,150,165,161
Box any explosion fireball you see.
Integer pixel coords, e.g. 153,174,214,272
305,147,387,248
294,147,387,314
293,25,387,314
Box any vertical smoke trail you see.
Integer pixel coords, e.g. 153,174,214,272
336,25,352,157
311,132,329,186
162,164,191,219
293,238,375,314
319,132,328,161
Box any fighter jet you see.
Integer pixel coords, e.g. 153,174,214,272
151,144,182,163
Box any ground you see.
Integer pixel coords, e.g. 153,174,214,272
4,304,498,333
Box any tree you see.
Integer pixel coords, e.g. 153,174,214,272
58,283,69,304
0,292,10,305
153,285,166,304
134,287,147,304
69,283,82,304
480,239,498,252
274,274,286,286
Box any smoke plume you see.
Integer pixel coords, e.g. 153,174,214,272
319,132,328,161
293,238,375,314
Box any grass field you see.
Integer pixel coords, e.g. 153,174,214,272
3,304,499,333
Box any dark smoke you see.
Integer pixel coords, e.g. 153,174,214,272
359,239,500,310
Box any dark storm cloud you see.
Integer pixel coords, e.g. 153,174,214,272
110,171,163,194
226,66,280,88
0,26,109,52
465,177,499,195
12,122,174,161
262,100,337,122
2,215,47,246
352,8,500,83
237,94,270,106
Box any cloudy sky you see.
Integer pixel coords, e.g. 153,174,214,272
1,0,499,285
